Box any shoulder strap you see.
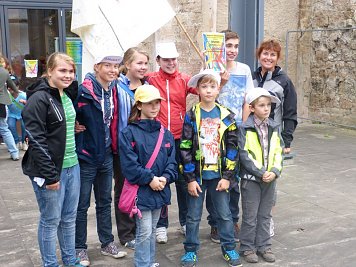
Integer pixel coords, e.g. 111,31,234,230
145,125,165,169
119,80,135,100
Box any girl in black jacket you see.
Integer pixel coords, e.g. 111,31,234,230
22,52,82,267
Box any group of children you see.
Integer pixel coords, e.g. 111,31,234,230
15,28,296,267
114,31,286,267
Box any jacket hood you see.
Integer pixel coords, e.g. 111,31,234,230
26,77,78,100
26,78,49,99
131,119,161,133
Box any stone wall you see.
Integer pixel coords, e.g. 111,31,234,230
298,0,356,126
142,0,229,76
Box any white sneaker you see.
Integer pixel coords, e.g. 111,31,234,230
178,225,186,236
17,142,22,150
22,142,28,151
151,263,159,267
156,227,168,244
270,218,275,237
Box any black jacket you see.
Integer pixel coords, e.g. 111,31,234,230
22,78,78,185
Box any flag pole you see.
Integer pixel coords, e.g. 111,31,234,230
175,15,205,63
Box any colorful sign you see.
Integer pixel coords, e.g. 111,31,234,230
24,59,38,78
202,32,226,71
66,38,82,64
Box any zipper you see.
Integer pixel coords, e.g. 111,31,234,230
49,98,63,122
166,80,171,131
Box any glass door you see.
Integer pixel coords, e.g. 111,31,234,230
6,8,59,90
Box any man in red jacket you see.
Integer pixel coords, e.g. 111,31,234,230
146,42,197,243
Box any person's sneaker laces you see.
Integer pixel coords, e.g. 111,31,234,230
221,247,242,267
258,248,275,262
156,227,168,244
270,218,275,237
124,239,135,250
101,241,127,258
210,226,220,244
233,223,240,242
76,249,90,266
181,251,198,267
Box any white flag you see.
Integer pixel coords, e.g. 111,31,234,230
71,0,176,78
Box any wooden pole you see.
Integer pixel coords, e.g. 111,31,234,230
174,15,204,63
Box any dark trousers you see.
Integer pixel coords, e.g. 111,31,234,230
157,139,188,228
239,179,275,253
207,183,240,227
113,154,136,244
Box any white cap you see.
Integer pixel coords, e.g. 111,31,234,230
246,87,281,104
156,42,179,58
187,69,221,88
95,55,122,65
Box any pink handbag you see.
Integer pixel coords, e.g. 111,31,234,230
118,125,164,218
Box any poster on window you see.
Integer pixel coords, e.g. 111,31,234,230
24,59,38,78
202,32,226,72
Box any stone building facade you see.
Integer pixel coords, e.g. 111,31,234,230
141,0,356,126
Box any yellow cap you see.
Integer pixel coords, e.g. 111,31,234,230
134,84,165,103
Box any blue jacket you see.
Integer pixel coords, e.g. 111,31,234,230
119,119,178,211
74,73,119,165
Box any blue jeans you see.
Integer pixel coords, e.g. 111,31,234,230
0,117,18,157
76,152,114,249
206,184,240,226
135,209,161,267
31,164,80,267
7,117,26,143
184,179,236,252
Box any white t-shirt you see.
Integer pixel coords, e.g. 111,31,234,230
217,61,254,125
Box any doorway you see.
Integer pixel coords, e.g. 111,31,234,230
0,3,81,90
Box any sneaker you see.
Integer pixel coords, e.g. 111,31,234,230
22,142,28,151
156,227,168,244
270,218,275,237
151,263,159,267
243,250,258,263
124,239,135,250
64,261,85,267
233,223,240,242
17,142,22,150
258,248,275,262
11,154,19,161
181,251,198,267
101,241,127,258
76,249,90,266
210,226,220,244
179,225,186,236
221,247,242,267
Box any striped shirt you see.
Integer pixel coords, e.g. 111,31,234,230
61,93,78,168
254,115,269,168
